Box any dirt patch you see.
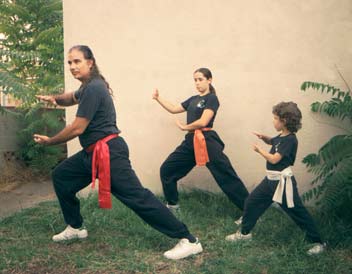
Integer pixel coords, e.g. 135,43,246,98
0,158,49,193
2,263,77,274
0,179,55,218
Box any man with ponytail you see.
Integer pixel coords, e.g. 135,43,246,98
34,45,203,260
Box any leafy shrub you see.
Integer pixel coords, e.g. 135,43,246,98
0,0,65,173
301,81,352,223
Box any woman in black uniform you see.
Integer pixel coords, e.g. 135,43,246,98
34,45,202,260
153,68,249,220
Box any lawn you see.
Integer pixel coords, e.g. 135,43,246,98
0,191,351,274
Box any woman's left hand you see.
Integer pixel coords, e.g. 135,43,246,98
175,119,187,131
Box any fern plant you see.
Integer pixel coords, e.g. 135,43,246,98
301,81,352,222
0,0,65,173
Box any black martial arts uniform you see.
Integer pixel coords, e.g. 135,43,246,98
52,78,194,239
160,93,249,210
241,134,322,243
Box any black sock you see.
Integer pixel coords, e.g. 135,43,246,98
185,234,197,243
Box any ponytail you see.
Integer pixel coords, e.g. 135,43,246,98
194,67,216,94
69,45,114,96
209,83,216,94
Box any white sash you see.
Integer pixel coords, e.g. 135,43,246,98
266,167,294,208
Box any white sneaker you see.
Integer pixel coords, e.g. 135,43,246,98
225,230,252,242
163,238,203,260
166,203,180,215
166,203,180,210
234,216,243,225
307,243,326,255
52,225,88,242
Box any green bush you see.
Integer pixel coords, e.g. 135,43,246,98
301,81,352,223
17,106,65,172
0,0,65,173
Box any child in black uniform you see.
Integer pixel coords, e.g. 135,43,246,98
225,102,325,255
34,45,203,260
153,68,249,221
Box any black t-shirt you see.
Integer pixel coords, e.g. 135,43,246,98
181,93,220,128
74,78,120,148
266,134,298,171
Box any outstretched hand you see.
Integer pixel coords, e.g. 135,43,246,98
152,88,159,100
252,143,261,153
35,95,57,106
33,134,50,145
253,132,263,152
253,131,263,139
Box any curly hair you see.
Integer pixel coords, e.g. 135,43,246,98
272,102,302,133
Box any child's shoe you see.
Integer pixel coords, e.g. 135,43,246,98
234,216,243,225
307,243,326,255
225,230,252,242
166,203,180,214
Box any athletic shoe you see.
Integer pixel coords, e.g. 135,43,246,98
166,203,180,210
225,230,252,242
52,225,88,242
163,238,203,260
166,203,180,215
234,216,243,225
307,243,326,255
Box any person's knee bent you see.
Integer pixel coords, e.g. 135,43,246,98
160,162,171,182
51,164,66,189
51,165,60,184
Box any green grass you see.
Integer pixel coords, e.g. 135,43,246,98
0,190,351,274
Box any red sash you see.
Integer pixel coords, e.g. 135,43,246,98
193,128,212,166
86,134,119,209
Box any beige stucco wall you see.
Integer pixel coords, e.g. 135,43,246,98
63,0,352,195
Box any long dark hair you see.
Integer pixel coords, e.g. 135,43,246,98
194,67,216,94
69,45,113,95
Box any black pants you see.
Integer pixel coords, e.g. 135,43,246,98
52,136,191,239
160,131,249,210
241,176,322,243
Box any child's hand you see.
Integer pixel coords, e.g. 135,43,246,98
252,143,261,153
253,132,263,139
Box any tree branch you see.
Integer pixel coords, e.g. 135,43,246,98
334,64,351,92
